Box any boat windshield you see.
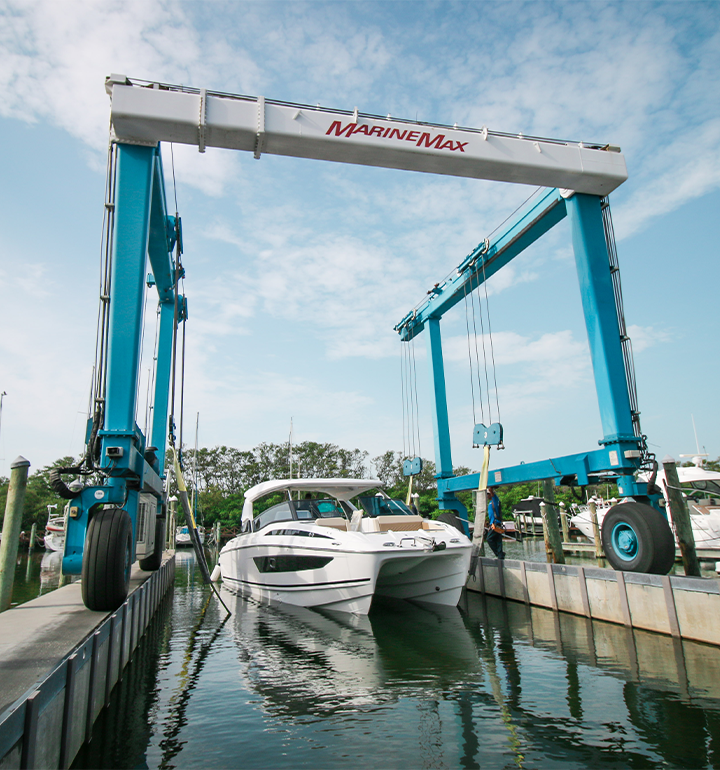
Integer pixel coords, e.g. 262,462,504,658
682,480,720,499
294,499,347,520
356,496,414,517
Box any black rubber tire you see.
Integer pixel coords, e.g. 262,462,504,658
82,507,132,611
601,502,675,575
139,516,165,571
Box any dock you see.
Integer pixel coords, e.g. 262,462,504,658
0,554,174,769
467,556,720,646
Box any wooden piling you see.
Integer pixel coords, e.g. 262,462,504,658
542,479,565,564
540,503,552,561
560,502,570,542
28,522,37,553
0,456,31,612
663,458,701,577
588,500,605,562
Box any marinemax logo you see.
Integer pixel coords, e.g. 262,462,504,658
325,121,469,152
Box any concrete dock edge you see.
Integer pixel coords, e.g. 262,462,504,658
467,556,720,646
0,553,175,769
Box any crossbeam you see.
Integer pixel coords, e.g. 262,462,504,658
107,76,627,196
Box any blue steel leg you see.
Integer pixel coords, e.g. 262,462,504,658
150,299,175,476
567,194,635,444
102,143,157,549
425,317,469,534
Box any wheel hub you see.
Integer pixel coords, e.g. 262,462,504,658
612,522,638,561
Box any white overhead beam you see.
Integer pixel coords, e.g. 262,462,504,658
108,80,627,196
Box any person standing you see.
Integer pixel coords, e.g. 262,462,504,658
486,486,505,560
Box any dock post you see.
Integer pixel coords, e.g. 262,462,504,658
588,500,604,561
542,479,565,564
540,503,552,561
560,502,570,543
28,522,37,553
663,457,701,577
0,456,31,612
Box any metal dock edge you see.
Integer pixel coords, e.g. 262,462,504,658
0,553,175,769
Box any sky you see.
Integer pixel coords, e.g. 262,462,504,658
0,0,718,482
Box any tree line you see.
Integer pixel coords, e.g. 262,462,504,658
3,442,715,533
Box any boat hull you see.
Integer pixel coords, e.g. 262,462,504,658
219,526,472,614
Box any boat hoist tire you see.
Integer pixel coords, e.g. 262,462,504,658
82,507,132,611
138,516,165,572
601,502,675,575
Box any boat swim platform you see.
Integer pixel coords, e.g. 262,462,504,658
0,553,175,769
467,556,720,647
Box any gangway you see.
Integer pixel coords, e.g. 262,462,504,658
54,75,664,612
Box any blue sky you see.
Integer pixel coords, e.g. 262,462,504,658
0,0,718,480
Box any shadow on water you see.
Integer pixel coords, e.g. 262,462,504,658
72,550,720,769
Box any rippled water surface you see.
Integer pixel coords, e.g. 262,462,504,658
70,550,720,769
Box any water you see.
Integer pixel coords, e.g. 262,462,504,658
68,549,720,769
8,549,79,607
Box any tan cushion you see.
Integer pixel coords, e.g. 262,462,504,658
376,515,424,532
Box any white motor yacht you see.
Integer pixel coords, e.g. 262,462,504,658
176,525,206,547
570,465,720,551
214,478,472,614
43,512,66,552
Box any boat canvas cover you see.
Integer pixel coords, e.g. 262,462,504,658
241,478,381,523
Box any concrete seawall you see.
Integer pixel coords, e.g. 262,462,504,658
467,556,720,646
0,554,175,769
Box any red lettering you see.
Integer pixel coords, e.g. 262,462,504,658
368,125,384,137
326,121,356,137
406,131,419,142
383,127,393,137
351,124,370,135
389,128,407,140
417,133,445,149
440,140,455,151
454,141,468,152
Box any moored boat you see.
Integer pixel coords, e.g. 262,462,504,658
215,478,472,614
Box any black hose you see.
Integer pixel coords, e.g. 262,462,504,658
646,459,660,496
49,468,80,500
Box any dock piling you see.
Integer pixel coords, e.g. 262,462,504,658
559,502,570,542
663,458,701,577
542,479,565,564
588,500,604,561
0,456,31,612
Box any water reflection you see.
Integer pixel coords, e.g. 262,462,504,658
74,551,720,769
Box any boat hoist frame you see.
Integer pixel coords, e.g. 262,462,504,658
394,188,655,525
63,75,656,609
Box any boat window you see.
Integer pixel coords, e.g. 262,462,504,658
357,496,414,517
254,502,294,531
314,499,345,518
292,499,347,520
683,480,720,499
265,528,334,539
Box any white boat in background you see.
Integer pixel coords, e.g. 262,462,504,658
176,525,206,547
44,511,66,552
571,463,720,551
215,478,472,614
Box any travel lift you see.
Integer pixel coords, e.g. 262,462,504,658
55,75,671,613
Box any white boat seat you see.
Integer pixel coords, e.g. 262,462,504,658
376,515,424,532
316,517,349,531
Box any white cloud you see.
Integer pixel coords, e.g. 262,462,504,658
626,324,672,354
